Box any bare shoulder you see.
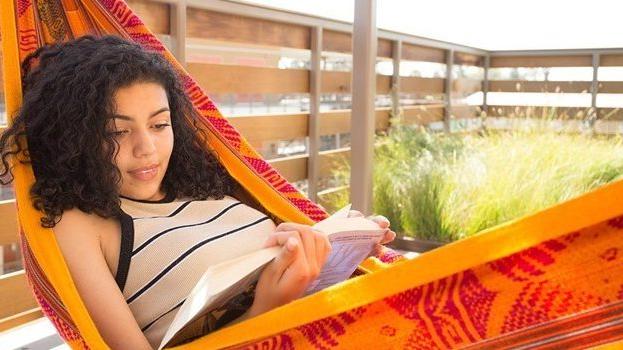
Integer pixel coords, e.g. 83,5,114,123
55,207,115,231
52,208,152,349
53,208,121,276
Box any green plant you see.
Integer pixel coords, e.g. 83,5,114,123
327,122,623,242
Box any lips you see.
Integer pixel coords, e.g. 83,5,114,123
128,164,159,181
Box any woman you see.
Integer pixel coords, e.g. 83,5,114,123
0,35,395,349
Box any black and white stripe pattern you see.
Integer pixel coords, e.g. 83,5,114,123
131,201,244,256
118,195,276,348
127,216,270,303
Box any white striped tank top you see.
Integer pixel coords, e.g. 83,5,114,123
115,192,276,348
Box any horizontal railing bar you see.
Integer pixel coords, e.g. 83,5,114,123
489,48,623,56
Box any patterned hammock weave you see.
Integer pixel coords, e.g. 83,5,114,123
1,0,623,349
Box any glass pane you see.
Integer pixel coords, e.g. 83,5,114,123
0,183,14,201
399,60,446,78
452,65,484,80
211,93,310,116
598,67,623,81
258,137,308,160
399,92,445,106
321,52,352,72
487,92,592,107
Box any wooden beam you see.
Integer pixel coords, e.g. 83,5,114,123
599,81,623,94
186,7,310,49
322,30,352,54
321,30,393,58
0,308,42,332
490,55,593,68
226,109,391,149
125,0,171,34
320,72,391,94
0,271,38,320
454,52,484,66
599,108,623,121
400,77,445,94
187,63,309,93
0,200,18,247
319,108,391,135
402,105,445,124
401,43,445,63
321,71,351,93
489,80,592,93
451,105,480,119
267,148,350,183
227,113,308,149
600,54,623,67
453,78,483,95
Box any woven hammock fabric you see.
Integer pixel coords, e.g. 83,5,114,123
1,0,623,349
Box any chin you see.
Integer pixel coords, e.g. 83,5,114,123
121,185,163,201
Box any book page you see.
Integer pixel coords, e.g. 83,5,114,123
305,216,387,295
158,247,280,350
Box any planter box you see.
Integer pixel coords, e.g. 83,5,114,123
389,235,446,253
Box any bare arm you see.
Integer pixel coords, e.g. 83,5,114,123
54,209,153,350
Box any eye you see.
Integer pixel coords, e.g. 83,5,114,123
111,130,128,137
154,123,171,130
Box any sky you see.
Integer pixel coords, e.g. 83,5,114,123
236,0,623,51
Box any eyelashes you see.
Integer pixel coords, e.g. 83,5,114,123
110,123,171,137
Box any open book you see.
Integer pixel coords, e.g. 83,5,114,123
158,204,388,349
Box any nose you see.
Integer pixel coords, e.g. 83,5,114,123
133,128,157,158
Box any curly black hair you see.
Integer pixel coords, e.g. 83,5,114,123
0,35,235,228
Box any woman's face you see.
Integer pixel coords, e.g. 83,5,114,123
110,81,174,201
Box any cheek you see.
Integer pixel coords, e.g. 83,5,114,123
162,130,174,160
113,142,131,174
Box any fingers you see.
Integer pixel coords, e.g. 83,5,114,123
367,215,391,229
314,229,332,270
263,230,302,248
380,230,397,245
274,223,331,275
268,236,300,279
276,223,320,274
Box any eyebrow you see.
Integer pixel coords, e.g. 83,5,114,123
112,107,170,121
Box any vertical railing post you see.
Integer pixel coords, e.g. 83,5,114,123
307,26,322,202
391,40,402,124
170,0,187,68
444,49,454,133
483,54,490,116
591,53,600,126
350,0,377,215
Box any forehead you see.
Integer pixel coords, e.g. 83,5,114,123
113,81,169,116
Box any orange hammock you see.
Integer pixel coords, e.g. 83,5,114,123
1,0,623,349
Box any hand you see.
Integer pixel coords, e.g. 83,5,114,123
248,223,331,317
347,210,396,245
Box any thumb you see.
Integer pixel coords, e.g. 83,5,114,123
269,237,299,277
